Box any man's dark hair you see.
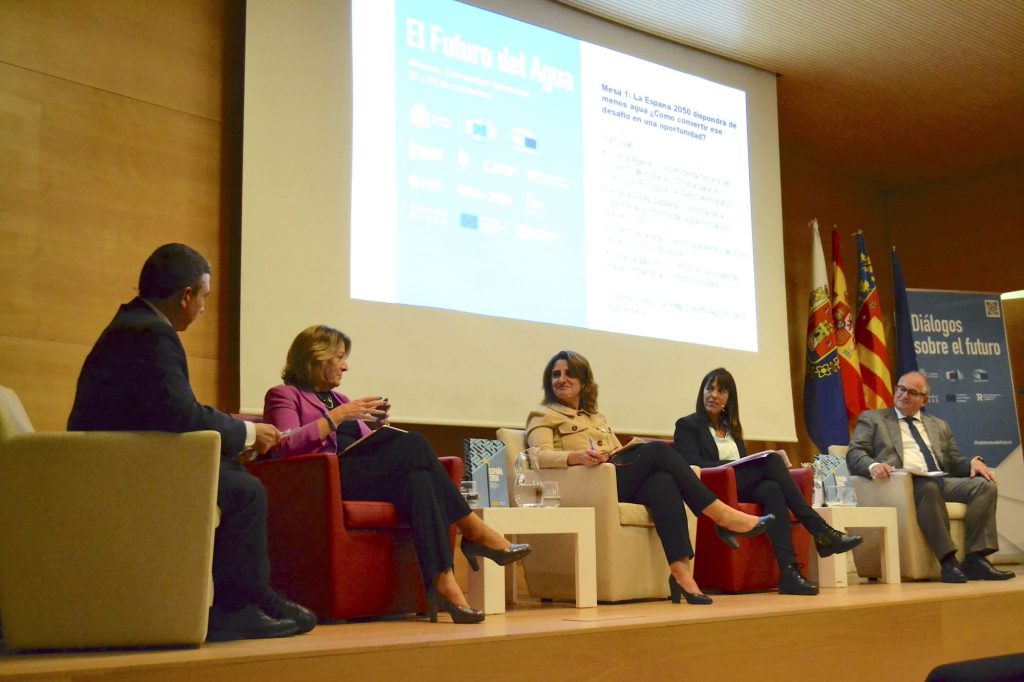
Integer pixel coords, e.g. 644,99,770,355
138,243,211,300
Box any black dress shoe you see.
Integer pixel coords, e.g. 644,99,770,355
258,591,318,634
206,604,299,642
962,555,1016,581
425,587,485,624
814,525,863,558
940,560,968,584
461,540,531,571
714,514,775,549
778,563,819,596
668,575,713,605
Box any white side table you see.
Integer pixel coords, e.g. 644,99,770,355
814,506,900,587
466,506,596,614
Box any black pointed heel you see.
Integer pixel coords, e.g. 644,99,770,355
461,540,531,572
668,575,712,605
425,587,484,624
715,513,775,550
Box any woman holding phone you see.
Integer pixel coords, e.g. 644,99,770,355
263,325,530,623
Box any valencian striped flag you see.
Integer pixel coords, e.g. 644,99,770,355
831,227,865,427
804,221,849,451
854,233,894,408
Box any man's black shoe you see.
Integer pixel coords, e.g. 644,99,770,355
962,555,1015,581
814,525,863,558
207,604,299,642
778,563,819,596
258,591,318,634
940,560,968,584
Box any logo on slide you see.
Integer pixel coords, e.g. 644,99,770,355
465,119,496,142
511,128,537,153
410,103,431,129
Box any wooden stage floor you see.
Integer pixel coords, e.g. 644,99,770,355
3,567,1023,682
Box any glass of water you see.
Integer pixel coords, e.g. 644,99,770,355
541,481,561,508
514,481,544,507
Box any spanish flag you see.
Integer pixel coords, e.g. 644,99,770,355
854,233,894,409
831,227,865,427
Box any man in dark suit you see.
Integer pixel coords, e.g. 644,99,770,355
846,371,1013,583
68,243,317,640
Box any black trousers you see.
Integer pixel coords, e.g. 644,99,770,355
733,454,826,567
613,441,718,563
341,432,470,586
213,457,272,610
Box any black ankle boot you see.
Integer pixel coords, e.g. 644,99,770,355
814,525,863,558
778,563,818,596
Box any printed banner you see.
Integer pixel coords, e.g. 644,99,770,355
907,290,1021,467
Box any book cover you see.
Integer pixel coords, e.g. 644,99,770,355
464,438,509,508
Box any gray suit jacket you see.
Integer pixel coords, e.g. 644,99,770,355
846,409,972,479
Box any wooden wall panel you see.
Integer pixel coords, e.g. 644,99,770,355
0,0,224,121
886,160,1024,294
777,150,888,461
1003,295,1024,447
0,2,229,432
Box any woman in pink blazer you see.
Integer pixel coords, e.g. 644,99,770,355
263,325,529,624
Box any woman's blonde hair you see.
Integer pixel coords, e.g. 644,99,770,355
281,325,351,389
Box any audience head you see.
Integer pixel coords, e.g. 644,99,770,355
282,325,352,390
698,367,743,440
138,243,212,331
542,350,598,412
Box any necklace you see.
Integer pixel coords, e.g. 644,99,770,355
314,391,335,409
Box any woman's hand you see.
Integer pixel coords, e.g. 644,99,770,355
775,449,792,467
331,396,388,423
568,449,608,467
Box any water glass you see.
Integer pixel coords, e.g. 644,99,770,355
514,481,543,508
825,485,856,507
541,481,561,508
459,480,480,509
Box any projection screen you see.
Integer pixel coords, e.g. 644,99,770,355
241,0,796,440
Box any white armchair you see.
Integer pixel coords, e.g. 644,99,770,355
497,429,698,602
829,444,966,579
0,385,221,650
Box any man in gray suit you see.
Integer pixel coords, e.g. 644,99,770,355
846,371,1013,583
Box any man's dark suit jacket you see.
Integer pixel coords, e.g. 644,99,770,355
68,297,245,456
673,412,748,467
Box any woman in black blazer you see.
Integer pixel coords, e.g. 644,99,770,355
673,368,862,595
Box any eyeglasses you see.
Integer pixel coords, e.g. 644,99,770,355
894,385,927,399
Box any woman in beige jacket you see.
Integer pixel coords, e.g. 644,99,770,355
526,350,771,604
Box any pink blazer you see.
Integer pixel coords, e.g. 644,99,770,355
263,384,371,458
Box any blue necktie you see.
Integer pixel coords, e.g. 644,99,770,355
904,417,940,472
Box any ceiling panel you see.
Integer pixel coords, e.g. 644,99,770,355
555,0,1024,188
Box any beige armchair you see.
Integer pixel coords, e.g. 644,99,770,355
0,385,221,650
497,429,698,602
829,444,966,579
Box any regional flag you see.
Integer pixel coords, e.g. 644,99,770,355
831,227,865,427
804,221,849,451
855,233,894,408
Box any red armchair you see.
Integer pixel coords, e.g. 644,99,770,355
245,452,463,620
693,465,814,593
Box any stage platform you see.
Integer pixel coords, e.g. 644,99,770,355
3,567,1023,682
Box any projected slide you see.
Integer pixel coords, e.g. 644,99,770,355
351,0,756,350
